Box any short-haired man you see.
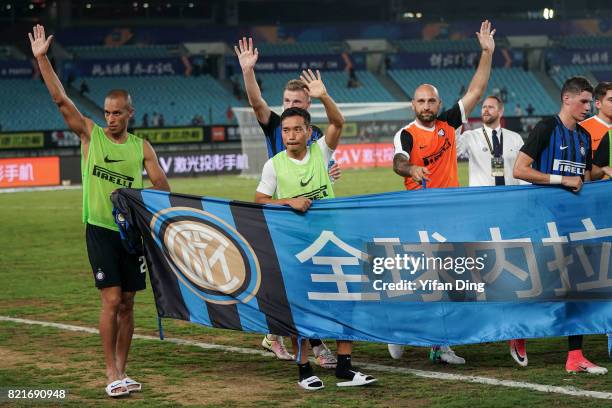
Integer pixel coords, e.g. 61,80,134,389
30,25,171,396
457,95,524,186
513,76,608,374
581,82,612,180
235,38,339,367
390,20,497,365
255,107,376,390
457,95,528,366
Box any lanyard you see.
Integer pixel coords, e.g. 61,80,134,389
482,127,503,156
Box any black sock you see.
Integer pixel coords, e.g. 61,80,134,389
298,362,314,381
335,354,354,379
568,335,583,351
309,338,323,348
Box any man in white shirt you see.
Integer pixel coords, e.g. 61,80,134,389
457,95,525,186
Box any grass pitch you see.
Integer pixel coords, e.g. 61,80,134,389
1,165,611,407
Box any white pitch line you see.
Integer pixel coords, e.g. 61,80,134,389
0,185,81,194
1,316,611,401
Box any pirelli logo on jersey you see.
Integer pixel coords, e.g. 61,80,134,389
422,138,452,166
93,165,134,187
293,185,329,200
552,159,586,175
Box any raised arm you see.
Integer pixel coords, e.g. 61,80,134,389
143,140,170,191
234,37,272,125
300,69,345,150
460,20,496,117
29,24,92,142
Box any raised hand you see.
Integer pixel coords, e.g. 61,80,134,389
475,20,496,54
300,69,327,99
28,24,54,58
234,37,259,72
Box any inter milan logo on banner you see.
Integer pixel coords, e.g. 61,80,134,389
149,207,261,305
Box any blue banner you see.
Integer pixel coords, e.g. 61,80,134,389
112,181,612,346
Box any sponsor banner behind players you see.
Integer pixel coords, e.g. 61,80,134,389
112,182,612,345
0,60,35,78
62,58,185,78
333,143,394,168
0,156,60,188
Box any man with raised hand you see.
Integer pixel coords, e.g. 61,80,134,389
390,20,496,365
235,37,340,368
255,107,376,390
29,24,171,397
513,76,608,375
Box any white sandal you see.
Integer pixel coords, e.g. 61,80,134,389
336,371,377,387
297,375,325,391
105,380,129,397
123,376,142,392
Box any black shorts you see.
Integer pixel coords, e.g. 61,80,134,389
85,223,147,292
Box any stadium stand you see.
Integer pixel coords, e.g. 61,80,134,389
252,71,396,104
557,35,612,49
550,64,612,88
255,41,346,56
0,78,98,131
389,67,558,116
396,39,480,53
68,45,179,59
83,75,246,126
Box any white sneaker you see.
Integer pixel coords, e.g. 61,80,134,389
261,335,294,360
431,346,465,365
388,344,404,359
312,343,337,368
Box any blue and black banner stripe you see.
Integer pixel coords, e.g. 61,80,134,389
113,189,297,336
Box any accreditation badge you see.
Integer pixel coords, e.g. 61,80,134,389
491,157,504,177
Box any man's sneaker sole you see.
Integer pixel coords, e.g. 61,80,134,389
566,367,608,375
509,342,528,367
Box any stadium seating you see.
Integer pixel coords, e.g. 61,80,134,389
248,70,406,120
252,70,396,104
550,64,612,88
83,75,246,126
256,41,346,56
558,36,612,49
0,78,98,131
396,39,480,53
68,45,178,59
389,67,558,116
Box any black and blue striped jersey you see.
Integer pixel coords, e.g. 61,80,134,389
520,116,592,179
259,111,323,158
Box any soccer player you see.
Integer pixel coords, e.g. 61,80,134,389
581,82,612,180
235,37,339,367
255,107,376,390
457,95,525,186
29,25,171,396
513,76,608,375
390,20,497,365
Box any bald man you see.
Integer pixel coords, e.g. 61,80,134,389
390,20,496,365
